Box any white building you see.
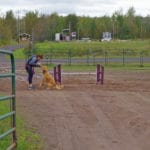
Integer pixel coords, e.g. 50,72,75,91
101,32,112,41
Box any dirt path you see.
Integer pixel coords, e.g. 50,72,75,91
13,70,150,150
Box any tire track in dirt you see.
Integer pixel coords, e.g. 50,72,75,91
92,91,150,150
70,91,142,150
14,70,150,150
17,90,60,150
17,89,147,150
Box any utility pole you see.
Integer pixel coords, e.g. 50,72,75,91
31,28,34,55
78,28,80,40
17,10,20,44
69,22,71,33
112,15,116,40
69,22,71,40
113,21,115,40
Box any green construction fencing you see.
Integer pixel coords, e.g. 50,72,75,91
0,50,17,150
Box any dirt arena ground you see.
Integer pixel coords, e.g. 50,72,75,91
0,69,150,150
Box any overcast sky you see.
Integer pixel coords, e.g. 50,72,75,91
0,0,149,17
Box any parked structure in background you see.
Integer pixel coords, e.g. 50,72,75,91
55,29,76,42
55,28,70,42
19,33,31,45
55,33,62,42
71,32,77,40
62,29,70,41
101,32,112,42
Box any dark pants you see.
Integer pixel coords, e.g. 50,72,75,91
26,65,34,84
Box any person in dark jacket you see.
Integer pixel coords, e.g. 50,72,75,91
25,54,43,89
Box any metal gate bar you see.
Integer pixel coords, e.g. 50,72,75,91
0,50,17,150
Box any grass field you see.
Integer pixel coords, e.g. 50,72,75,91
13,39,150,59
12,40,150,69
45,63,150,72
0,99,43,150
35,39,150,52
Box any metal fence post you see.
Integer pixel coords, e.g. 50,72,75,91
93,54,96,66
68,49,71,65
140,51,144,67
86,49,89,65
122,49,125,66
104,50,108,65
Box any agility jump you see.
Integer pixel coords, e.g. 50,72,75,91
53,64,104,85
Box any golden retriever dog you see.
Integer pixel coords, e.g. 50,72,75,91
40,66,64,90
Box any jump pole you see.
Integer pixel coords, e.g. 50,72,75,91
54,64,62,84
96,64,104,84
54,64,103,85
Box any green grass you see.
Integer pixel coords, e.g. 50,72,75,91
46,63,150,72
37,40,150,58
103,63,150,71
0,99,43,150
13,40,150,70
36,39,150,52
13,39,150,59
13,48,25,59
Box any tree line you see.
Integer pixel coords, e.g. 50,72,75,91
0,7,150,45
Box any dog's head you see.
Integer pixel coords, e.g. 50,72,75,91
41,65,48,74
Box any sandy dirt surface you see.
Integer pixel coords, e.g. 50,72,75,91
0,68,150,150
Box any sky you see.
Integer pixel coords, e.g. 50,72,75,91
0,0,149,17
